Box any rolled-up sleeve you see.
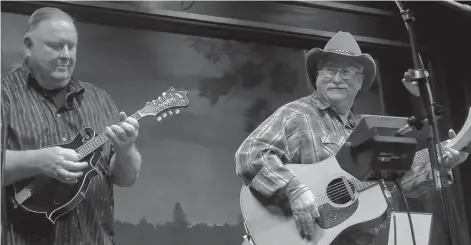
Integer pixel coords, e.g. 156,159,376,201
235,106,308,203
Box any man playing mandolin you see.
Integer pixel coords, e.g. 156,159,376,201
2,7,142,245
235,31,469,245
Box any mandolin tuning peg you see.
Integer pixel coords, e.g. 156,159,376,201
156,116,162,121
162,112,167,117
175,109,180,114
168,111,174,115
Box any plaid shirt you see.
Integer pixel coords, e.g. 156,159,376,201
235,91,441,245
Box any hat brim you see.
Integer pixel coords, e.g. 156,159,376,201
305,48,376,95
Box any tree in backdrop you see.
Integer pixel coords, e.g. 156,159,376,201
187,36,300,133
114,202,245,245
173,202,190,228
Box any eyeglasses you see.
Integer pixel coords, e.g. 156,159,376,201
318,67,363,80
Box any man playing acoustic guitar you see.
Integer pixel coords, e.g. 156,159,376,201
235,31,469,245
2,7,142,245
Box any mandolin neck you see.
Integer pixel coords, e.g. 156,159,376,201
76,111,143,159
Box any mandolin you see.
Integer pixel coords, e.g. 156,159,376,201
11,87,190,224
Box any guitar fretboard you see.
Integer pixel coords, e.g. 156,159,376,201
76,112,143,159
351,141,448,192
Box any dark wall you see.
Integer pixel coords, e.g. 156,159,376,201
411,1,471,241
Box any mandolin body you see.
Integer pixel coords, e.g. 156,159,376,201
11,127,101,224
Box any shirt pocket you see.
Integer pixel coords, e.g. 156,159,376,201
10,107,51,149
320,134,346,156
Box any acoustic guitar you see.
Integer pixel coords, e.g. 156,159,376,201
240,107,471,245
11,87,190,224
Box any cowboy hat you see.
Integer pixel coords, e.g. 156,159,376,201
305,31,376,94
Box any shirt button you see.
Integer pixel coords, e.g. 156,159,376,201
62,137,67,142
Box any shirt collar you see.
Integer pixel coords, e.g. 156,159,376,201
309,90,331,110
309,90,359,128
20,63,85,96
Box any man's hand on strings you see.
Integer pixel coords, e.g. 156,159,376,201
290,190,320,242
441,129,469,172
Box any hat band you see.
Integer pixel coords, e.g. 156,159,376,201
325,48,358,56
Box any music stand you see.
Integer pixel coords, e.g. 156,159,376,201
388,212,433,245
336,115,419,182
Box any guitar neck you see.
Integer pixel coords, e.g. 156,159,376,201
352,141,448,192
76,111,143,159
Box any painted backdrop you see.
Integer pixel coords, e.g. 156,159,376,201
2,11,384,245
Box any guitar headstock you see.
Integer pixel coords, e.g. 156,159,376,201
447,107,471,153
139,87,190,121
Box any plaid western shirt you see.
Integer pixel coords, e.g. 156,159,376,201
2,64,119,245
235,91,442,245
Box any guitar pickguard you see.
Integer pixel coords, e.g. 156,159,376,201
317,200,359,229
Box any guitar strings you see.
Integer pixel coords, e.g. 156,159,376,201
312,142,447,205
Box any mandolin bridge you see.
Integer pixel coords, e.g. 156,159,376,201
14,188,33,206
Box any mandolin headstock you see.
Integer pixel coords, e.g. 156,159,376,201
139,87,190,121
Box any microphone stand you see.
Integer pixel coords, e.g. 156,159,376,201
394,1,456,245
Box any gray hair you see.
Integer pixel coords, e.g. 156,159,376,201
22,7,76,65
25,7,76,43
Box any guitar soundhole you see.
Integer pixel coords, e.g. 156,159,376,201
326,178,356,205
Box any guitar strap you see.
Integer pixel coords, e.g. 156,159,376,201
72,98,86,138
242,222,255,245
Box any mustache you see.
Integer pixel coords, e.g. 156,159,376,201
327,87,348,89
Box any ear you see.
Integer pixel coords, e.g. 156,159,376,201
24,37,32,57
356,75,364,91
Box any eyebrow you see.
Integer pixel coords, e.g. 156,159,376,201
323,63,361,70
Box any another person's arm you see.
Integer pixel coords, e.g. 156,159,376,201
397,130,468,199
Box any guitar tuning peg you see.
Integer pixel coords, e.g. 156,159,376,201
156,116,162,121
162,112,167,117
168,111,174,115
175,109,180,114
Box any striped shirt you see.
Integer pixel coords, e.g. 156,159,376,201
2,64,120,245
235,91,442,245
